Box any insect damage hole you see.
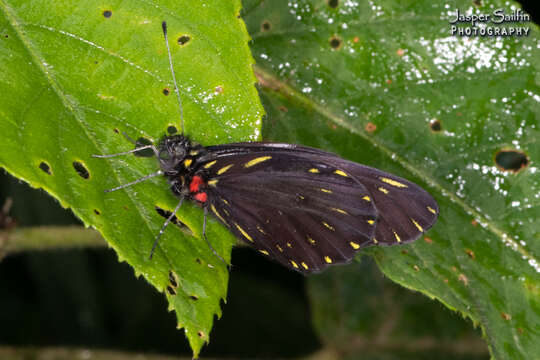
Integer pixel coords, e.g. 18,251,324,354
430,119,442,132
94,209,101,215
162,88,170,96
327,0,339,8
155,206,193,235
329,36,342,50
261,20,271,32
167,125,178,135
73,161,90,179
39,161,52,175
102,10,112,18
135,137,154,157
495,149,529,173
177,35,191,46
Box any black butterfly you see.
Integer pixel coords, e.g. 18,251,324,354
94,22,439,274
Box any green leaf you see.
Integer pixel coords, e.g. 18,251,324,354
0,0,262,356
244,0,540,358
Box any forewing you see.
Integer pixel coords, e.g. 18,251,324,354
200,152,378,273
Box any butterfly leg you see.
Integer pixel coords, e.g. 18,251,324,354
202,206,228,267
149,197,185,259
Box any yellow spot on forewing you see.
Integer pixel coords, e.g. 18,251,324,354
324,256,332,264
309,168,319,173
189,150,199,156
331,208,348,215
378,187,389,194
411,219,424,232
183,158,192,167
350,241,360,249
208,179,218,187
286,242,292,248
307,236,316,244
322,222,335,231
334,169,348,177
245,156,272,168
259,250,269,256
221,198,229,205
290,260,299,269
301,262,309,270
235,223,253,242
427,206,437,214
211,204,227,225
373,238,378,244
276,245,283,252
256,225,266,234
320,188,332,193
217,164,233,175
380,177,408,188
362,195,371,202
367,219,375,225
204,160,217,169
393,231,401,243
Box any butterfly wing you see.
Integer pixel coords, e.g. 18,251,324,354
197,143,438,273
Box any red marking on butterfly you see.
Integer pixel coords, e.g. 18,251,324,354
194,192,208,203
190,175,204,193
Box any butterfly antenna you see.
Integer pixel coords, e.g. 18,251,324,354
162,21,184,134
103,170,163,193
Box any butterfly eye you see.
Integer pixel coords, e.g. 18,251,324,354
159,150,171,160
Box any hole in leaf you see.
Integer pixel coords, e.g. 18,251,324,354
198,331,205,338
473,0,482,6
167,126,178,135
177,35,190,46
214,86,224,94
278,106,288,112
196,258,202,264
329,36,342,49
162,88,170,96
4,34,8,39
39,161,52,175
365,122,376,133
113,128,120,134
135,137,154,157
103,10,112,18
495,149,529,173
155,206,193,235
166,286,176,295
189,295,199,301
261,20,271,32
73,161,89,179
168,270,178,287
430,119,442,132
327,0,339,8
94,209,101,215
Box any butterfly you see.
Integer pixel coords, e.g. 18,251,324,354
94,22,439,274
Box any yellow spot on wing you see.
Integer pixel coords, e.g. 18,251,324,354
245,156,272,168
211,204,227,225
204,160,217,169
334,169,348,177
378,187,389,194
301,262,309,270
367,219,375,225
427,206,437,214
393,231,401,243
221,198,229,205
307,236,316,244
286,242,293,248
380,177,408,188
331,208,348,215
350,241,360,249
324,256,332,264
256,225,266,234
208,179,218,187
373,238,378,244
362,195,371,202
320,188,332,193
183,158,192,167
309,168,319,173
217,164,233,175
322,222,335,231
235,223,253,242
290,260,299,269
259,250,269,256
276,245,283,252
189,150,199,156
411,219,424,232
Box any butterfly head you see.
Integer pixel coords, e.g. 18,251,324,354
157,135,192,175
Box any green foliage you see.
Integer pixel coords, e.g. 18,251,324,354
245,0,540,358
0,0,262,356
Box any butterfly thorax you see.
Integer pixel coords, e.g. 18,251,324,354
157,135,209,202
